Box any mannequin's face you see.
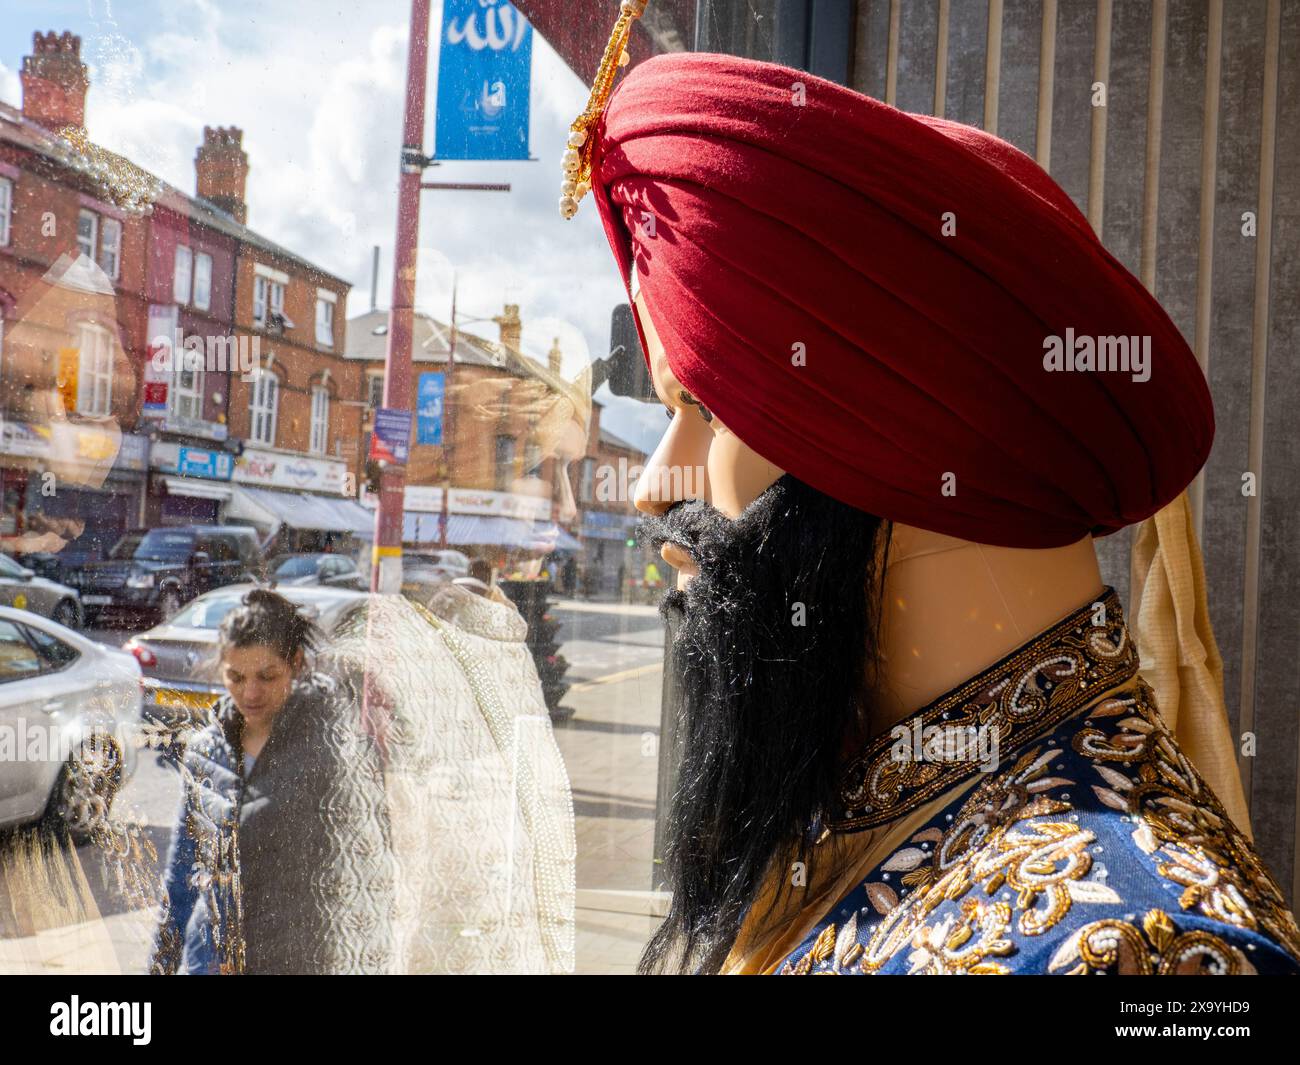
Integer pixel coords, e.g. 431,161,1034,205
631,290,784,589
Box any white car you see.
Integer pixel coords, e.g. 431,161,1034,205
0,605,141,835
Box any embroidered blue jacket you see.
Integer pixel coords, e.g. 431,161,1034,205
151,697,244,975
774,588,1300,975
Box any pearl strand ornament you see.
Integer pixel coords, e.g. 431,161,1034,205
560,0,648,220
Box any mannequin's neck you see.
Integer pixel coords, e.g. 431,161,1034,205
870,525,1104,735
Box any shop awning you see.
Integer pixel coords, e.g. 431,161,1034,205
359,512,581,552
402,511,444,544
224,486,282,536
162,476,233,502
228,486,373,535
445,514,581,552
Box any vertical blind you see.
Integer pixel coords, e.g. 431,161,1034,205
850,0,1299,907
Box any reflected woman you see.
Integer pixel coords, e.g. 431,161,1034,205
151,588,390,974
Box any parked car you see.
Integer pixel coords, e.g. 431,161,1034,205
406,550,471,581
72,525,265,627
0,552,83,629
0,605,141,836
267,552,366,590
399,550,470,603
10,550,83,586
126,583,368,728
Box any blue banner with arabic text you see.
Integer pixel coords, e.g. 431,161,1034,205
435,0,533,161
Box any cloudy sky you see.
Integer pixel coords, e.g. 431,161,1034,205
0,0,667,453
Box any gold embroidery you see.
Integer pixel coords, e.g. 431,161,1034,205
906,898,1015,975
1049,909,1256,975
781,590,1300,976
831,587,1135,831
1074,682,1300,962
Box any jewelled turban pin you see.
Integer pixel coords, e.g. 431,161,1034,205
560,0,648,219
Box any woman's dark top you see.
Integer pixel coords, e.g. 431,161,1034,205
151,671,391,974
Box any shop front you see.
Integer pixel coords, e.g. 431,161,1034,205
0,419,150,571
225,446,371,555
358,485,579,570
147,440,235,527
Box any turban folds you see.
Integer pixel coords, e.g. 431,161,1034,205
591,52,1213,549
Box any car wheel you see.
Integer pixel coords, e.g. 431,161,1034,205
52,599,81,630
158,588,183,621
41,733,124,843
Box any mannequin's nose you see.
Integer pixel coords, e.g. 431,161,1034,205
634,419,708,516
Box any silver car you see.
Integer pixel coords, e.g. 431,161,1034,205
0,552,83,629
0,605,141,835
125,583,368,726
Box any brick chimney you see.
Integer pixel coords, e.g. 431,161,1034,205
495,303,522,353
196,126,249,225
20,31,89,131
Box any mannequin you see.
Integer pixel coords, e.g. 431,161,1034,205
632,289,1105,736
629,289,1300,975
573,22,1296,976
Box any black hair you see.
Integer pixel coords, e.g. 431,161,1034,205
635,474,891,974
218,587,322,667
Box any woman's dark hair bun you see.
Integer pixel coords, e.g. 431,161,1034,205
218,587,322,665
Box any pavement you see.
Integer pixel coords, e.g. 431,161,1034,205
0,594,671,974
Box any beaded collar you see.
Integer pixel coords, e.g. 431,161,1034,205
826,586,1138,833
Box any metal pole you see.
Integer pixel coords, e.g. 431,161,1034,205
370,244,380,313
370,0,431,593
439,276,457,550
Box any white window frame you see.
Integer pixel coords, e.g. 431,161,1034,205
0,177,12,247
173,244,193,305
315,290,335,348
99,216,122,280
366,370,384,409
170,343,204,422
249,368,279,446
77,208,98,261
253,274,268,325
309,384,329,455
193,251,213,311
75,321,113,416
254,264,289,329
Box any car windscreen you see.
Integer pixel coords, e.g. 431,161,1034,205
273,556,321,578
111,530,195,561
0,553,29,578
170,595,245,629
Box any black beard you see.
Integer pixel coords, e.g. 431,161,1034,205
634,474,890,974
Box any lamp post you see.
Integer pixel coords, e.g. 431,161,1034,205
369,2,513,589
370,0,432,594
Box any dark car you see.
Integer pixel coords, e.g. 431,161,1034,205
268,552,366,590
72,525,265,627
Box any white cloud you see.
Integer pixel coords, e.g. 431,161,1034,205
0,59,20,106
9,0,659,451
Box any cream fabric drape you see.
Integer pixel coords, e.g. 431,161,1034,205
1128,491,1252,839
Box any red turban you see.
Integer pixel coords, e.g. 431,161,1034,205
589,52,1213,549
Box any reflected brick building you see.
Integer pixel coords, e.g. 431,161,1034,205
0,30,359,562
